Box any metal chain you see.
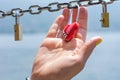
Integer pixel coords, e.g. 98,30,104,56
0,0,118,18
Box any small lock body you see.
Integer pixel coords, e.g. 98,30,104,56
63,22,79,42
101,12,109,27
14,24,22,41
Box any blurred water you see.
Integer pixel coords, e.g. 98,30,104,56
72,32,120,80
0,33,46,80
0,32,120,80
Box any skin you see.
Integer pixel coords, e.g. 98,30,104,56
31,6,102,80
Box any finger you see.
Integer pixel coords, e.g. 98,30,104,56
77,6,88,41
72,8,78,23
56,8,70,38
60,8,70,30
46,15,64,38
79,36,102,62
78,6,88,29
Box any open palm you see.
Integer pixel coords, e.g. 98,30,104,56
31,7,102,80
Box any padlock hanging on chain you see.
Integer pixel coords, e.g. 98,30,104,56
100,1,109,28
14,14,22,41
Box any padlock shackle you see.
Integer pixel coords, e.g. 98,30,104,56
102,1,107,13
15,15,20,24
68,3,81,23
76,4,80,22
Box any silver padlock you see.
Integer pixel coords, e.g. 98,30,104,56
101,1,109,28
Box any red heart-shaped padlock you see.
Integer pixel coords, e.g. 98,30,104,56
62,22,79,42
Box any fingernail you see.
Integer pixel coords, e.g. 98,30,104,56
96,39,102,46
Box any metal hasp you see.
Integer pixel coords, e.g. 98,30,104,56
101,1,109,28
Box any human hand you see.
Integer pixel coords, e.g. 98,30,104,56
31,6,102,80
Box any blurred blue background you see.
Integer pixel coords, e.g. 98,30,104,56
0,0,120,80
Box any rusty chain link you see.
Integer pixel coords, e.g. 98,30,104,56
0,0,118,18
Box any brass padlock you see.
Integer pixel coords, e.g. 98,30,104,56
14,24,22,41
101,12,109,27
14,15,22,41
101,1,109,28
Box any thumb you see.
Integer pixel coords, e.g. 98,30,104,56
80,36,102,62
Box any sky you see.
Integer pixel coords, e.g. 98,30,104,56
0,0,120,33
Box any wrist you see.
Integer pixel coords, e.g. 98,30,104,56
31,72,71,80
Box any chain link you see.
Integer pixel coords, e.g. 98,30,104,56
88,0,102,5
48,2,60,12
29,5,42,14
11,8,24,17
0,0,118,18
0,10,5,18
58,3,70,9
68,1,79,9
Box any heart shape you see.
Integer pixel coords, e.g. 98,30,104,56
62,22,80,42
